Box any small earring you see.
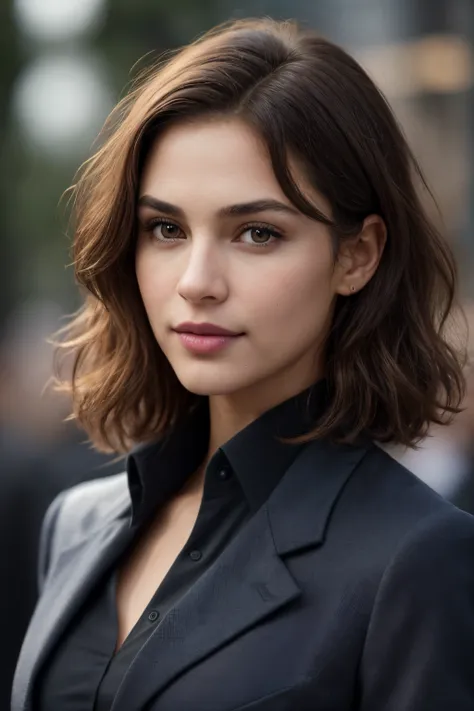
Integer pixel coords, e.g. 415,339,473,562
350,285,356,293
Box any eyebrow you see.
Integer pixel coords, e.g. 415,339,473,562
137,195,300,219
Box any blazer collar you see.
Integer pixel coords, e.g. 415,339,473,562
12,436,370,711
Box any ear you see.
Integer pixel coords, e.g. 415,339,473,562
334,214,387,296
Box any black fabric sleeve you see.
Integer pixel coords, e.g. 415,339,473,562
360,507,474,710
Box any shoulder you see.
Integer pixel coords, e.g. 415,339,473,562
348,446,474,632
56,471,130,515
367,445,474,575
52,471,130,539
39,472,130,582
351,442,459,520
366,445,474,587
388,501,474,579
331,441,474,570
363,497,474,657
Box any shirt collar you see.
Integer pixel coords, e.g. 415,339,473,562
126,380,329,526
220,379,329,512
126,402,209,526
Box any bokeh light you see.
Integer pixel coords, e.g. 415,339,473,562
14,0,106,42
12,53,114,158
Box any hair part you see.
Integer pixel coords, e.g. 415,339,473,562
54,17,467,453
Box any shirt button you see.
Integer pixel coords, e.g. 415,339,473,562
148,610,160,622
189,549,202,561
218,467,231,481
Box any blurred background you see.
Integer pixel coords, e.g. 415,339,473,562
0,0,474,703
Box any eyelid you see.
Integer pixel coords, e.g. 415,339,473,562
234,223,284,250
238,221,284,238
143,216,181,229
140,214,186,231
143,216,186,241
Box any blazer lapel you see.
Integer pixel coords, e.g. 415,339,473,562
111,438,370,711
12,513,135,711
268,438,370,554
111,503,300,711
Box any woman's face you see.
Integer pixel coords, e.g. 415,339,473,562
136,117,347,405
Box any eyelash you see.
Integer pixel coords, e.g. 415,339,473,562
142,218,284,248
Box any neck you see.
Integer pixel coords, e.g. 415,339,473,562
207,397,259,456
206,376,320,458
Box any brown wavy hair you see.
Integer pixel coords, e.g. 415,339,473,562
55,17,467,453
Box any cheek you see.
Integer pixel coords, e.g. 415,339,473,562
135,249,172,314
243,254,335,336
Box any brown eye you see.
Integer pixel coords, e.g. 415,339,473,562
252,228,271,243
239,225,282,248
150,220,184,242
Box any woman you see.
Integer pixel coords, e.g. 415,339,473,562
12,17,474,711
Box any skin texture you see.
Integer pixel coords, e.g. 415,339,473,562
135,117,385,452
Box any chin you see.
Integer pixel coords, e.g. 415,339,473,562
178,378,244,397
173,366,256,398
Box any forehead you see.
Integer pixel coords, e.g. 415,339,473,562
139,117,323,210
140,117,283,198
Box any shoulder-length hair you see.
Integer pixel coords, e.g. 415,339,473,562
56,17,466,453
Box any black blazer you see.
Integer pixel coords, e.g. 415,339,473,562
0,428,121,711
12,439,474,711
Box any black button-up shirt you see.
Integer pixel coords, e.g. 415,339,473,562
34,382,328,711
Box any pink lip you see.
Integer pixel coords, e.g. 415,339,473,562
173,323,244,354
174,322,242,336
176,332,241,354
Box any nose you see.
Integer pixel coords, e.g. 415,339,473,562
177,240,229,304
